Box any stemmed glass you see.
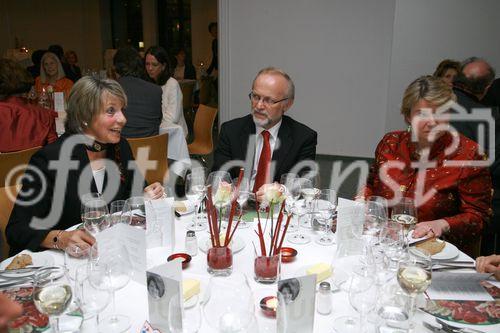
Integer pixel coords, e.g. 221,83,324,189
397,250,432,329
314,189,338,246
333,270,378,333
32,269,73,333
233,177,252,229
88,244,132,332
168,295,202,333
185,167,207,231
300,179,320,229
82,198,109,236
123,196,146,229
364,200,387,240
391,198,417,245
74,263,111,325
379,221,406,272
280,173,300,233
288,178,313,244
207,171,233,208
64,243,95,283
108,200,126,226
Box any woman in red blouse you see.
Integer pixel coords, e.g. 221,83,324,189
362,76,492,256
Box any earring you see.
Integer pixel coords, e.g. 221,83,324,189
407,124,411,132
83,122,88,127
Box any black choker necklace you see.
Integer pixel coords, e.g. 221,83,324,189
85,141,109,152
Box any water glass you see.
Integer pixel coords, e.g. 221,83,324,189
168,294,202,333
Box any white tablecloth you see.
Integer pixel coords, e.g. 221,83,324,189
3,203,500,333
159,125,191,177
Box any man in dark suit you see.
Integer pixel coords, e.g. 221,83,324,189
113,47,162,138
212,67,317,192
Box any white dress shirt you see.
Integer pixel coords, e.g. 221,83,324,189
250,120,282,188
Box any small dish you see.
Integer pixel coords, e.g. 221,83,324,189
279,247,297,263
260,296,278,318
167,253,192,269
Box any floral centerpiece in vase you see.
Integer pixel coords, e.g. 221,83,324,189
206,169,245,276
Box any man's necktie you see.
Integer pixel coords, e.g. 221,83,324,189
253,130,271,192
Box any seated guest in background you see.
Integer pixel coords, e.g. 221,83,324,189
35,52,73,98
212,67,317,192
6,77,163,256
145,46,188,137
0,59,57,152
114,47,162,138
361,75,492,257
433,59,460,87
64,50,82,82
48,44,78,83
172,48,197,81
27,49,46,79
476,254,500,280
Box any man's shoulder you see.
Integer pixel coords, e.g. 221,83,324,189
119,76,161,93
281,115,317,137
220,114,253,130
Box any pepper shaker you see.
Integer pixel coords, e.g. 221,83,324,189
317,281,332,315
185,230,198,256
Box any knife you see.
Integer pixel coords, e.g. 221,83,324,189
408,236,436,247
432,265,476,271
423,321,447,333
436,318,486,333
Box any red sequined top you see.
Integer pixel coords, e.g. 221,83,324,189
363,131,492,255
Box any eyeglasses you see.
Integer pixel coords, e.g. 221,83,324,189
248,92,289,107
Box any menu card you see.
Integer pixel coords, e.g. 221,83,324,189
147,197,175,250
147,261,182,332
96,223,147,284
277,275,316,333
427,272,494,301
336,199,365,257
53,92,65,111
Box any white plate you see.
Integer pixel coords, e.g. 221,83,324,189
198,236,246,254
409,240,459,260
0,250,54,270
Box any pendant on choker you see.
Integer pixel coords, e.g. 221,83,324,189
86,141,109,152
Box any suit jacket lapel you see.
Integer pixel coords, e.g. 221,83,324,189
240,116,256,160
272,117,292,179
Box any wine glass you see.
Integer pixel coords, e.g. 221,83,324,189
203,273,254,332
364,200,387,240
168,294,202,333
82,198,109,236
233,177,252,228
300,179,320,229
123,196,146,229
379,221,406,272
33,269,73,333
207,171,233,209
288,178,313,244
391,198,417,245
88,244,132,332
108,200,125,226
367,196,389,217
63,243,95,283
74,263,111,324
334,270,378,333
397,250,432,329
185,172,207,231
80,192,100,221
280,173,299,232
314,189,337,246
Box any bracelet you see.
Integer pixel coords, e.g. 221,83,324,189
53,230,64,250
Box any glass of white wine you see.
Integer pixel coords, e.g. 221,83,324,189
391,197,417,245
33,269,73,333
82,198,109,236
397,250,432,329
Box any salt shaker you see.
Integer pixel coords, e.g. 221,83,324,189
317,281,332,315
185,231,198,256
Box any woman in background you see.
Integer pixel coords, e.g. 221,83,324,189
172,48,196,81
433,59,460,87
34,52,73,98
145,46,188,137
64,50,82,81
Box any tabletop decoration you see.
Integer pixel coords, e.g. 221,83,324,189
206,168,245,276
260,296,278,318
167,253,192,269
254,193,293,283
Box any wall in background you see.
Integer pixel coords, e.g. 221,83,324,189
220,0,500,157
190,0,217,70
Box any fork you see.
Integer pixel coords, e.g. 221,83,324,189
436,318,486,333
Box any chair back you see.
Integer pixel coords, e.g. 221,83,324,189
180,80,196,110
126,133,169,185
0,185,20,260
0,146,41,187
188,104,218,155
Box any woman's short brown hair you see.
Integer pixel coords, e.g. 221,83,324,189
65,76,127,134
401,75,456,119
433,59,460,78
0,59,34,100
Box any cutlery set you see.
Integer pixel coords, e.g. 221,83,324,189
424,318,486,333
0,266,61,289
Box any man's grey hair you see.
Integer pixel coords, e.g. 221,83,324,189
253,67,295,100
65,76,127,134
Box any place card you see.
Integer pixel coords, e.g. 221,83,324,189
427,272,494,301
277,274,316,333
53,92,65,111
147,261,182,332
96,223,147,284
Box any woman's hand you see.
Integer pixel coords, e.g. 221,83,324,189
412,219,450,238
476,255,500,281
58,230,95,251
144,182,164,200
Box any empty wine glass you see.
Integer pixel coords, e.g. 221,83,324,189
108,200,125,226
82,198,109,236
207,171,233,209
397,250,432,329
314,189,338,246
185,171,207,231
74,263,111,324
288,178,313,244
300,179,320,229
33,270,73,333
88,244,132,332
168,294,202,333
364,200,387,239
391,198,417,245
280,173,299,232
379,221,406,272
232,177,252,229
64,243,95,282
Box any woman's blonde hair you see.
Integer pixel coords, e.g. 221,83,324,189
401,75,456,119
65,76,127,134
39,52,65,83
